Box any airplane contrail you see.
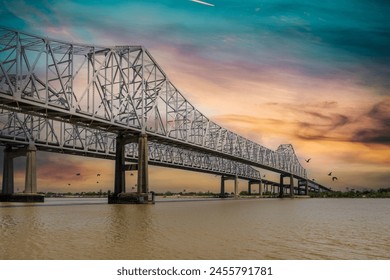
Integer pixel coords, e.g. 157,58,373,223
190,0,215,7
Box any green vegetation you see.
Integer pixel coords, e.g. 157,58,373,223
43,190,107,197
156,191,217,197
310,188,390,198
40,188,390,198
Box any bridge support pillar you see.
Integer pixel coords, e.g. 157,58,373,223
24,144,37,194
248,180,261,196
259,180,263,197
2,146,14,195
110,133,153,204
220,176,225,197
279,174,295,198
298,179,309,196
137,133,149,194
305,180,309,195
234,175,238,198
114,135,126,194
279,174,284,198
290,174,294,198
220,175,238,198
0,144,43,202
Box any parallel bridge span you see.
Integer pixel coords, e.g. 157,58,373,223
0,27,330,201
0,110,261,181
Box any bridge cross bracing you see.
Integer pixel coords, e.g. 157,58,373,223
0,27,328,201
0,109,261,181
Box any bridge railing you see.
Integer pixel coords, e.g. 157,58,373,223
0,27,305,178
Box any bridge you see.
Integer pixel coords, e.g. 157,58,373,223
0,27,331,203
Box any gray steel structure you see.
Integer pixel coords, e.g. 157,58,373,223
0,109,261,181
0,27,330,196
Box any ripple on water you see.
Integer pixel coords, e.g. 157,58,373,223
1,198,390,259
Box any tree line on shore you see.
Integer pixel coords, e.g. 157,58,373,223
310,187,390,198
40,187,390,198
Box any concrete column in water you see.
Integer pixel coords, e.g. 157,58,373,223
290,174,294,198
24,144,37,193
305,180,309,195
279,174,284,197
114,135,126,194
247,181,252,195
259,179,263,197
137,133,149,194
234,175,238,197
2,146,14,195
220,176,225,196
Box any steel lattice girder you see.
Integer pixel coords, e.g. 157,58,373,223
0,27,306,179
0,110,261,180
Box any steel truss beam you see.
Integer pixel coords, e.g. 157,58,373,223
0,110,260,180
0,27,306,179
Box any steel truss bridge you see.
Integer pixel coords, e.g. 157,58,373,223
0,27,330,201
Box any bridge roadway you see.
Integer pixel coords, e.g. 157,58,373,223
0,27,330,202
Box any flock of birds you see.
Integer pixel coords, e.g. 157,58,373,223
67,172,135,186
66,158,337,186
68,172,101,186
305,158,339,182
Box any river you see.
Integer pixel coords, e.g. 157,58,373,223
0,197,389,259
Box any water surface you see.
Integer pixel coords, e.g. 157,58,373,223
1,198,389,259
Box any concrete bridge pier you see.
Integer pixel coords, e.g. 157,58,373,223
248,180,261,196
304,180,309,195
279,174,294,198
114,134,126,195
298,179,309,195
279,174,285,197
259,179,263,197
220,176,225,197
137,133,149,194
234,175,238,197
109,133,154,204
25,144,37,194
0,144,43,202
220,175,238,198
2,146,14,195
289,174,294,198
271,184,276,196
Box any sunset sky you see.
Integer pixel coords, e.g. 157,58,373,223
0,0,389,192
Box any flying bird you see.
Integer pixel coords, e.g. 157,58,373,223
76,173,80,176
190,0,215,7
305,158,311,163
97,173,101,177
328,172,332,176
332,177,338,181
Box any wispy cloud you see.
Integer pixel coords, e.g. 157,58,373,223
352,99,390,145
